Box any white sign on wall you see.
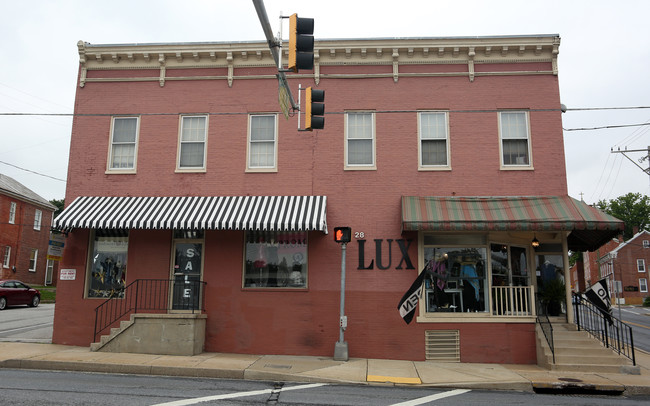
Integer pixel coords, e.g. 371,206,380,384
60,269,76,281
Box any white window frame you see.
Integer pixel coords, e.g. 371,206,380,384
176,115,208,172
418,111,450,170
247,114,278,172
643,240,649,248
345,111,376,170
638,259,646,273
34,209,42,230
3,246,10,268
9,202,16,224
498,111,533,169
29,249,38,272
640,278,648,293
107,116,139,173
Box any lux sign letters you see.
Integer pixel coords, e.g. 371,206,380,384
357,239,415,270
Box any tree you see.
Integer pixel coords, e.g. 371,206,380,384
49,199,64,218
596,193,650,240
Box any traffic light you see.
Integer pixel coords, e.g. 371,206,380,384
288,13,314,72
305,87,325,130
334,227,351,243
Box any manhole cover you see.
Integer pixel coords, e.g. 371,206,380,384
558,377,583,383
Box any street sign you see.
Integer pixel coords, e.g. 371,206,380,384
278,78,291,119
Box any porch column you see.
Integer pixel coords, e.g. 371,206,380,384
562,232,574,323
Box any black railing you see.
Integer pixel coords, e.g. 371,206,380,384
536,299,555,363
93,278,206,343
572,293,635,366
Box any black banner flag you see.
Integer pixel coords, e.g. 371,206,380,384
585,278,612,323
397,260,431,324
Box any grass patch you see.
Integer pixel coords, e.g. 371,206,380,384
33,286,56,303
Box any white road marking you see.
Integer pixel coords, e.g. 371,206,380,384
390,389,471,406
151,382,327,406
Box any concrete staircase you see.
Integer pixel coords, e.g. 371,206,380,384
536,318,639,374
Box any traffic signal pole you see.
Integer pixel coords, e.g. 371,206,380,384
251,0,298,111
334,241,349,361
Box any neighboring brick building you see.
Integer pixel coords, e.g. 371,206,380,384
52,35,623,364
573,230,650,305
0,174,57,285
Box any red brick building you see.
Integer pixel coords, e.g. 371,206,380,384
573,230,650,305
1,174,57,285
53,36,623,364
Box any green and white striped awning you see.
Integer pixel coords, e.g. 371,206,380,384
401,196,624,251
54,195,328,233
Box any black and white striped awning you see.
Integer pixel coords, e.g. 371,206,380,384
54,196,328,233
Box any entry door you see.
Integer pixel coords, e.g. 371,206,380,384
490,244,529,286
172,242,203,310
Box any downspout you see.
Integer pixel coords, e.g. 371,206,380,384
562,232,573,323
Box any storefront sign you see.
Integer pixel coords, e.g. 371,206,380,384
60,269,76,281
47,232,66,261
357,239,415,270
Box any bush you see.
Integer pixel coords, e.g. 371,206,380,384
644,296,650,307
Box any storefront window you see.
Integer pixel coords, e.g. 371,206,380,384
87,230,128,298
423,246,487,313
244,231,307,288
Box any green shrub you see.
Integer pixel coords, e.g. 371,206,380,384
644,296,650,307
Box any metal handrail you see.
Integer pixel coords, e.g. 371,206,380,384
572,293,635,366
536,299,555,363
93,278,206,343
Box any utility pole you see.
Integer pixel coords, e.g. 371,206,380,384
611,146,650,184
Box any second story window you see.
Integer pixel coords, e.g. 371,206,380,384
345,112,375,169
9,202,16,224
499,111,531,168
34,209,42,230
108,117,139,171
418,111,450,169
178,115,208,170
3,246,10,268
247,114,277,171
638,259,646,273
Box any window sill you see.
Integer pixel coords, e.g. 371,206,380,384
246,167,278,173
418,166,451,171
175,168,207,173
416,313,536,323
500,165,534,171
105,169,137,175
344,165,377,171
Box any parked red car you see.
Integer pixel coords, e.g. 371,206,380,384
0,280,41,310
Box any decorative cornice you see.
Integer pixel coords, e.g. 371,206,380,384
76,35,560,87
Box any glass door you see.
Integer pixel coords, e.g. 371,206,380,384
172,241,203,310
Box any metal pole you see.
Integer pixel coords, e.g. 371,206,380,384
251,0,298,110
334,242,348,361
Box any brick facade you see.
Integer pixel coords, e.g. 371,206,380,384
0,177,57,285
53,36,587,364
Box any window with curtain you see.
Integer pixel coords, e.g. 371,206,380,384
109,117,139,170
9,202,16,224
346,112,375,168
248,114,277,170
499,111,531,167
419,111,449,168
178,115,207,169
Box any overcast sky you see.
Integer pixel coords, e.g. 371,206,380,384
1,0,649,204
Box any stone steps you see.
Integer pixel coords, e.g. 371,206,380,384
536,322,639,374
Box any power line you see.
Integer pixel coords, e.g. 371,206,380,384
0,160,66,182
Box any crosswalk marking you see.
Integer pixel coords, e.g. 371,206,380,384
151,382,327,406
389,389,471,406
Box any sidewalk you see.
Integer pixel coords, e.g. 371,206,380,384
1,342,648,395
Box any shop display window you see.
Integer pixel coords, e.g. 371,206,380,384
244,231,307,288
423,245,488,313
87,230,128,298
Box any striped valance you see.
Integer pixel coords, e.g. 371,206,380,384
54,195,328,233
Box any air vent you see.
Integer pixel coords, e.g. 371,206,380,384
425,330,460,362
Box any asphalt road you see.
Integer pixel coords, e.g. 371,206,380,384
0,302,54,343
0,369,649,406
616,305,650,353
